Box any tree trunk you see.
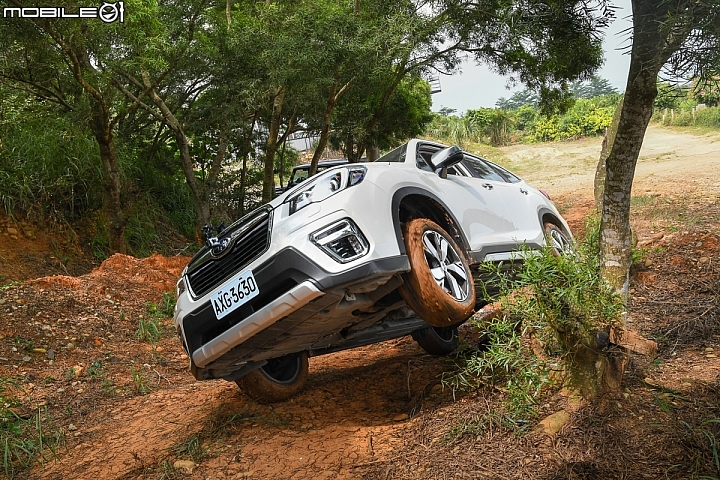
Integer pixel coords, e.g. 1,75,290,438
263,87,285,203
89,102,127,254
599,0,684,294
365,144,380,162
309,78,338,176
594,96,624,210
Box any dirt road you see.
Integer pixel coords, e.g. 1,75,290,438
1,124,718,479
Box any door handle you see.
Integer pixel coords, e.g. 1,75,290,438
482,183,493,190
520,188,528,195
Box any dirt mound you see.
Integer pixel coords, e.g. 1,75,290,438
29,253,188,296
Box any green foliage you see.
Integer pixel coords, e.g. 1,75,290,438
0,116,103,218
135,316,162,345
446,219,623,432
130,366,151,395
445,315,549,431
532,98,615,141
136,293,174,345
0,379,64,478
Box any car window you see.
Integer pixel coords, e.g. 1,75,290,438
289,169,309,185
416,153,434,172
376,144,407,163
462,155,507,182
487,161,521,183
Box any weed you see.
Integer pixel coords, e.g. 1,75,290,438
87,361,114,393
130,366,150,395
12,337,34,352
158,460,182,480
0,379,64,478
446,217,624,435
135,295,175,345
135,316,161,345
172,433,207,463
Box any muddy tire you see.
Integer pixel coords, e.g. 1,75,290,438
411,326,459,355
544,222,574,256
399,218,476,328
236,352,309,403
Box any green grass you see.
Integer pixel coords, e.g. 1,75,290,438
0,379,64,478
130,366,151,395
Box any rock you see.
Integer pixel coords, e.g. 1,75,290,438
392,413,409,422
67,424,77,431
173,460,196,474
70,365,84,377
707,354,717,358
699,257,710,264
6,227,18,235
706,348,715,352
46,350,55,360
66,342,76,351
644,259,653,268
154,346,165,353
22,356,31,362
0,299,5,305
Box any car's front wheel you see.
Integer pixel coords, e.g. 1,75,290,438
399,218,476,328
236,352,309,403
544,222,574,256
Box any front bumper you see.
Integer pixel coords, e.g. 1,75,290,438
179,247,409,379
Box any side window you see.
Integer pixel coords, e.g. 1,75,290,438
290,169,309,185
416,153,434,172
463,155,507,182
487,162,521,183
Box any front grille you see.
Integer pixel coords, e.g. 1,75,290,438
187,210,271,297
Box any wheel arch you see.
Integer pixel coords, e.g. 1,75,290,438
391,187,471,257
539,208,572,238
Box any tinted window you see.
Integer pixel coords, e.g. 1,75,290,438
488,162,521,183
376,144,407,163
463,156,506,182
416,153,433,172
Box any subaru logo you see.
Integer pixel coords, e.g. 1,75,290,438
210,237,232,257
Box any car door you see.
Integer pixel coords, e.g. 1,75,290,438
414,144,517,253
461,155,545,247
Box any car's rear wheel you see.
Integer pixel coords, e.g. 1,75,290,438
544,222,574,256
236,352,309,403
399,218,476,328
412,326,459,355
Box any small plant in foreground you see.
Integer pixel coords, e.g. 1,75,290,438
135,316,161,345
130,366,150,395
446,217,624,434
0,379,64,478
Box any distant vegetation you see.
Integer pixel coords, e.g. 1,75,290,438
651,80,720,128
427,76,621,147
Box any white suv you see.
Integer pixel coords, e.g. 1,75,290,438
174,139,573,402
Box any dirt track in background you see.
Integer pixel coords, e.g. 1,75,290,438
0,124,718,479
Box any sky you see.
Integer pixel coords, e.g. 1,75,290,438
431,0,634,113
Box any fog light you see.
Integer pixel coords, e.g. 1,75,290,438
310,219,369,263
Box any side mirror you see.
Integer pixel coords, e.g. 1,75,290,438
430,146,464,179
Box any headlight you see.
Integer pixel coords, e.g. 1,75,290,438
286,166,366,215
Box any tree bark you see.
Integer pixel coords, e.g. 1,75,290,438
599,0,689,294
263,86,285,203
89,101,127,254
594,97,623,210
309,78,338,176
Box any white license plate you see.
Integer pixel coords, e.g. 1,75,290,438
210,270,260,320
